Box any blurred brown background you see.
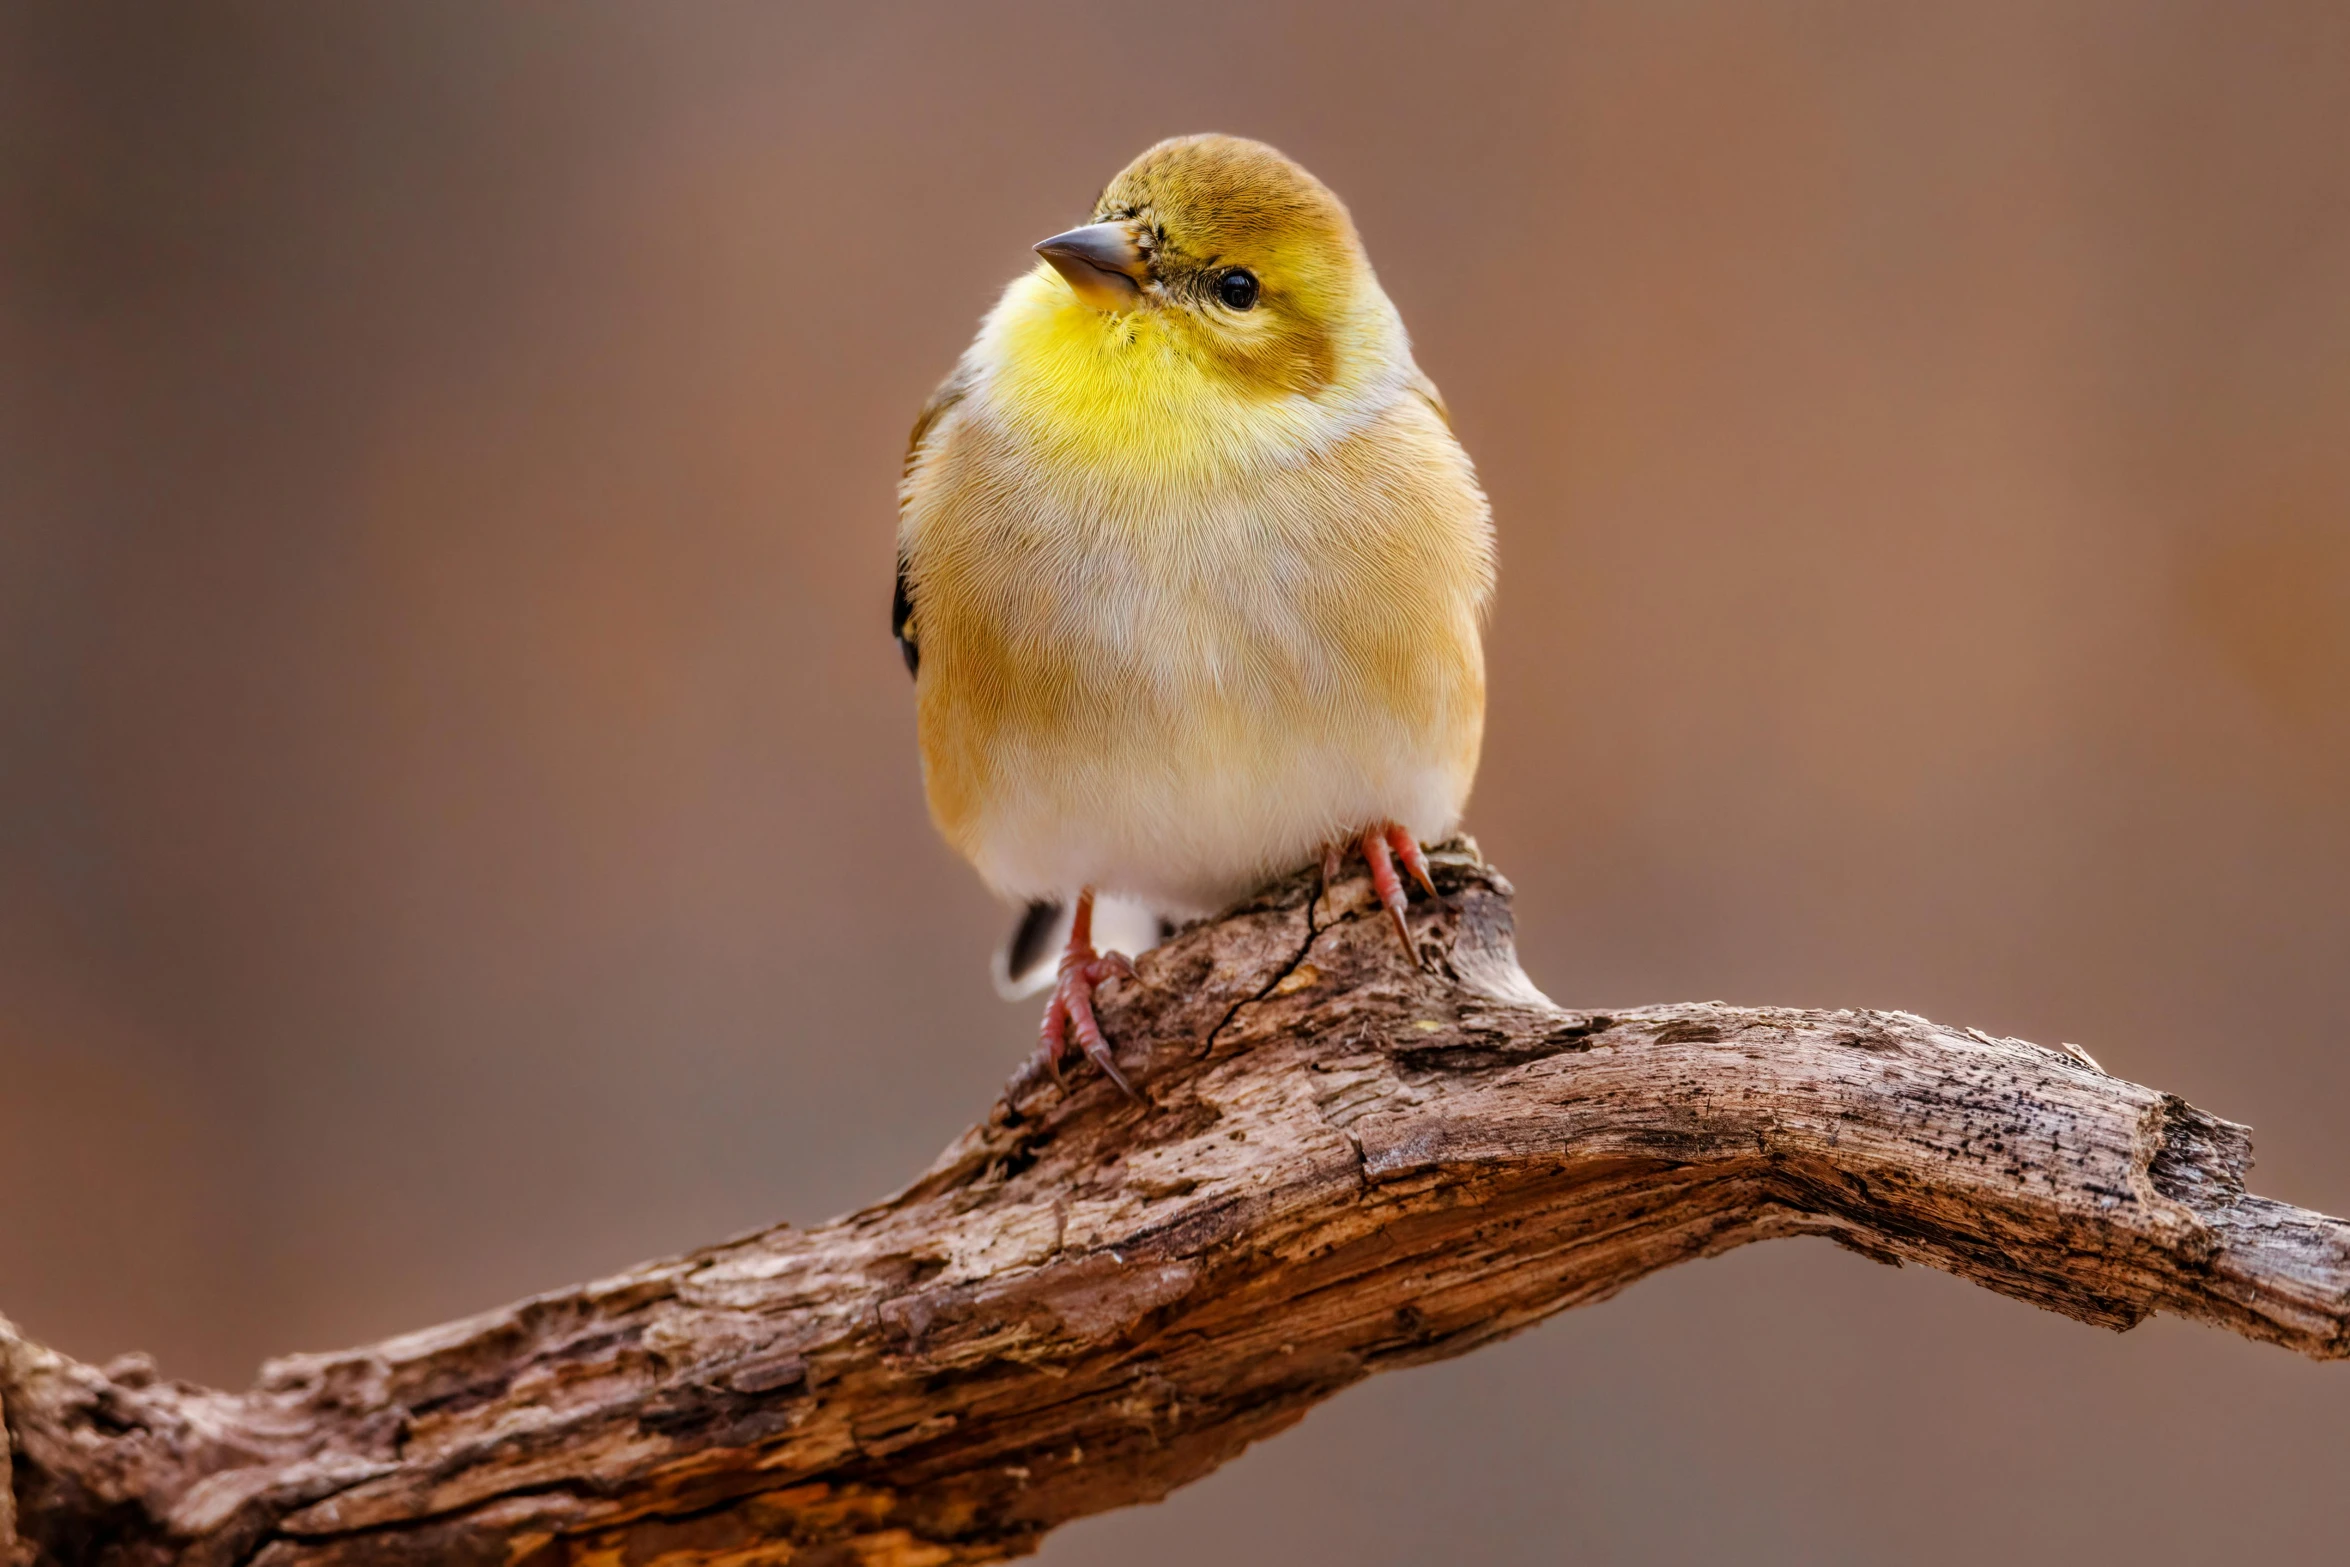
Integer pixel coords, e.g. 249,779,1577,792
3,2,2346,1561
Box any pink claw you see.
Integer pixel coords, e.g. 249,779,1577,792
1359,827,1416,953
1386,825,1437,897
1029,890,1140,1099
1324,822,1435,956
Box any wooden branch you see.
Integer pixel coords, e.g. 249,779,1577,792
5,845,2346,1567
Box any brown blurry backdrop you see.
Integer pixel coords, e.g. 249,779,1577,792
3,2,2347,1561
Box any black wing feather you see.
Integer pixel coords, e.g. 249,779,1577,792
1003,900,1062,987
891,552,918,677
893,370,969,683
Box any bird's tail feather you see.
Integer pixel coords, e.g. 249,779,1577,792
992,895,1169,999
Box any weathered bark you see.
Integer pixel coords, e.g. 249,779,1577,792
4,845,2345,1566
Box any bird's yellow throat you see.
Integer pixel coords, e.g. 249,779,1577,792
976,267,1402,487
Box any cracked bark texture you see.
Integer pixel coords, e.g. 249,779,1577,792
4,845,2346,1567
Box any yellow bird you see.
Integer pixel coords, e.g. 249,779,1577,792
894,134,1494,1092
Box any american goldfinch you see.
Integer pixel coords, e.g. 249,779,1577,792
894,134,1494,1092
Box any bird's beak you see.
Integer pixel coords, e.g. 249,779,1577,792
1034,222,1149,312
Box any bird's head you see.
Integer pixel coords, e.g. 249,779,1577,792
1026,134,1383,399
975,138,1410,477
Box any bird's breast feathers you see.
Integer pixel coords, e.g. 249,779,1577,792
899,322,1494,913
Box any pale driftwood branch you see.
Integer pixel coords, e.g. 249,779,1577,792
4,847,2345,1566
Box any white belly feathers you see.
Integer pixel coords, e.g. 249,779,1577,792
905,376,1490,918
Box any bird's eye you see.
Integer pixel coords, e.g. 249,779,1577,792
1217,269,1260,310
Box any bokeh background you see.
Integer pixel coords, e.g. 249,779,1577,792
5,2,2347,1561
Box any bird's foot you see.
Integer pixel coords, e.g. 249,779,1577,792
1029,889,1141,1099
1038,950,1138,1097
1323,823,1436,954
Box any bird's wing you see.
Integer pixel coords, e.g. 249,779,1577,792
891,370,972,679
901,371,970,486
1409,368,1455,430
891,552,919,677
